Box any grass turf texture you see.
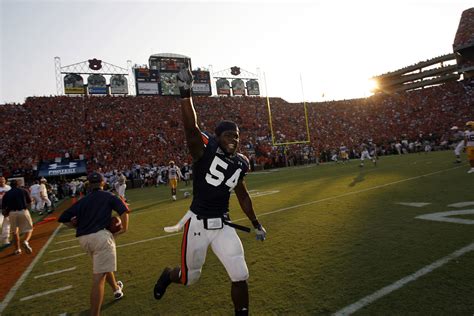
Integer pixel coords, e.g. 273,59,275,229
2,151,474,315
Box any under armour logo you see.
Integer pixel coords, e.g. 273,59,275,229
194,232,201,236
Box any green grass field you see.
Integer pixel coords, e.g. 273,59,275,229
3,151,474,315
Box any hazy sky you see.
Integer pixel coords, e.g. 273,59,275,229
0,0,471,104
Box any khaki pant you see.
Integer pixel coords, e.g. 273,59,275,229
78,230,117,274
9,210,33,234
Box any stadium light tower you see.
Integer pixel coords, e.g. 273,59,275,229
54,57,63,95
127,60,135,95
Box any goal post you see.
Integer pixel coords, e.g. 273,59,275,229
264,72,311,146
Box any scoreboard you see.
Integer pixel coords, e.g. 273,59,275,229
140,54,212,96
192,70,212,96
134,68,159,95
150,56,189,72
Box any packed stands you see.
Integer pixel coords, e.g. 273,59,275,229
453,7,474,51
0,79,473,179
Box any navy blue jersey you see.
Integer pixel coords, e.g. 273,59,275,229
190,133,249,217
58,190,129,237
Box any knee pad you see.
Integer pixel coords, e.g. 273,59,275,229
228,255,249,282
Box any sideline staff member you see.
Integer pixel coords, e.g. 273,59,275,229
59,172,130,316
1,179,33,255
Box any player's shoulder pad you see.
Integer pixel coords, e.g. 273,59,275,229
201,131,211,146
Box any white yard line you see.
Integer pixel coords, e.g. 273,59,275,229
49,245,81,253
333,242,474,315
44,234,183,264
44,253,85,264
117,232,182,248
56,231,76,238
236,166,463,221
55,238,77,244
34,266,77,279
0,224,62,314
19,285,72,302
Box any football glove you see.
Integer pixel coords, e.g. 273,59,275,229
255,224,267,242
177,63,194,98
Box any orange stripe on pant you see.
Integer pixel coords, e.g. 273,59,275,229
180,218,191,285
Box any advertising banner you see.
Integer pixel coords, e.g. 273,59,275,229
232,79,245,96
64,74,85,94
110,75,128,94
246,79,260,96
38,160,87,177
216,78,231,96
88,74,107,94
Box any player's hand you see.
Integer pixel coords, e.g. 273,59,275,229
177,62,194,98
71,216,78,227
255,224,266,242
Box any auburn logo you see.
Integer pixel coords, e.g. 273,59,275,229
231,66,240,76
88,59,102,71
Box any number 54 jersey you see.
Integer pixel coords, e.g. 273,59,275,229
190,133,249,217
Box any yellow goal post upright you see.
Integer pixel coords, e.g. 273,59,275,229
264,72,311,146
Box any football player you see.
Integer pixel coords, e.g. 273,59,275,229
114,173,128,203
167,161,182,201
154,63,266,316
451,126,464,163
465,121,474,173
181,162,192,186
39,178,52,214
339,144,349,164
29,180,42,215
359,142,376,167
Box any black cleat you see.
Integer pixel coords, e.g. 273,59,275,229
154,267,172,300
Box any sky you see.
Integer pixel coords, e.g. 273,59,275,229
0,0,472,104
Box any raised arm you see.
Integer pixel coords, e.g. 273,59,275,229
178,64,204,160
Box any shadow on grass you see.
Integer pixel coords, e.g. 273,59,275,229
348,170,366,187
132,200,169,213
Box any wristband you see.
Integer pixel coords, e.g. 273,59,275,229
251,219,260,229
179,87,192,99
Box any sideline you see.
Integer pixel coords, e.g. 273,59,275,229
0,225,62,313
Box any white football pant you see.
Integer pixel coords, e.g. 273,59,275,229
454,141,464,156
115,183,126,199
178,211,249,285
360,150,372,161
0,214,10,244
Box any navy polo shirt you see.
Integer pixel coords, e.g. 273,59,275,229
2,187,32,211
58,189,129,237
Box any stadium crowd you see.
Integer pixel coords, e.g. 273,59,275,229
453,7,474,50
0,79,473,181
